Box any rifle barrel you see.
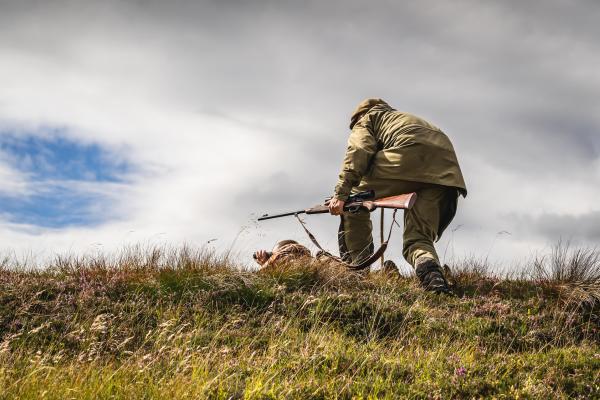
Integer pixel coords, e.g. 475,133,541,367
257,210,306,221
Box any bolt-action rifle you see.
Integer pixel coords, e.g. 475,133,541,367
256,190,417,270
257,190,417,221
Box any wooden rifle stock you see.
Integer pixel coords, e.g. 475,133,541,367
360,192,417,212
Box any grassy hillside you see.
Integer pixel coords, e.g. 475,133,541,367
1,245,599,399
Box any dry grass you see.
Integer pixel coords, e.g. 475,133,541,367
0,243,599,399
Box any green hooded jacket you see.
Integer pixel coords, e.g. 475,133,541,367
334,99,467,201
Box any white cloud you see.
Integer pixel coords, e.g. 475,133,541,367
0,0,599,268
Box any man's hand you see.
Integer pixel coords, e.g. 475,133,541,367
253,250,270,265
328,198,345,215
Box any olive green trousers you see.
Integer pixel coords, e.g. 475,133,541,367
338,179,454,267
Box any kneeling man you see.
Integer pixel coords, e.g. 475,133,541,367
328,98,467,293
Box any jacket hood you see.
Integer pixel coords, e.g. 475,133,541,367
349,98,392,129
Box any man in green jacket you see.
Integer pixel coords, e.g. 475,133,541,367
328,98,467,293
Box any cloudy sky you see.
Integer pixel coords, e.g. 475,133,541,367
1,0,599,269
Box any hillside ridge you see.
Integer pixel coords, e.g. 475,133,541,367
1,245,599,399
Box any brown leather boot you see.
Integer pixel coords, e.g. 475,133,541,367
415,257,452,295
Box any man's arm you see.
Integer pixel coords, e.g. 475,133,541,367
333,120,377,201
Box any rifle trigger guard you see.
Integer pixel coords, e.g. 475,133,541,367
347,205,362,214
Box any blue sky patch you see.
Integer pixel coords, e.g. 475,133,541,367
0,133,131,183
0,184,116,228
0,132,133,228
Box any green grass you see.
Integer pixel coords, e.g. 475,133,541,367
0,245,599,399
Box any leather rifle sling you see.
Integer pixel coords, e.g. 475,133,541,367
380,208,385,267
294,210,398,271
